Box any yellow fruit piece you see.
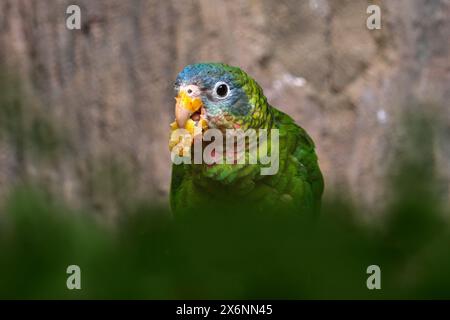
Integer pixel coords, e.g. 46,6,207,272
168,116,208,154
169,130,193,156
170,121,178,130
199,118,208,130
185,119,197,136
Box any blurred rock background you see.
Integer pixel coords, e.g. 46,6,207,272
0,0,448,219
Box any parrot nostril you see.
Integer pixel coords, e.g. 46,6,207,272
183,85,200,97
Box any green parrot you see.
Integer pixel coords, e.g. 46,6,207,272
169,63,323,215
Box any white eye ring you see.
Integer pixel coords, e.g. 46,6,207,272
213,82,230,99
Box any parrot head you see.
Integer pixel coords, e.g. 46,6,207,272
172,63,269,132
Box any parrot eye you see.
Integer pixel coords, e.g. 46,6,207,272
214,82,229,98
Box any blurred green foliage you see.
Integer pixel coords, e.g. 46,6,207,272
0,176,449,299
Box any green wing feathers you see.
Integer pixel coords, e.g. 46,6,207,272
270,107,324,212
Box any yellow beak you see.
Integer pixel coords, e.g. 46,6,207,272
175,91,203,128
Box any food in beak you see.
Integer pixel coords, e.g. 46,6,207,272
174,91,203,128
169,91,208,155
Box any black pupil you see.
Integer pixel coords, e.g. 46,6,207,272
216,84,228,97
